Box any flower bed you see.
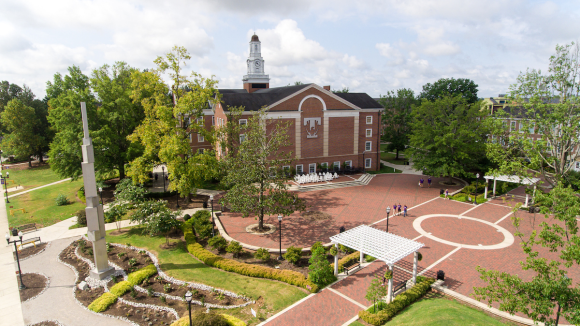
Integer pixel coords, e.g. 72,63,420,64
19,272,49,302
17,242,50,261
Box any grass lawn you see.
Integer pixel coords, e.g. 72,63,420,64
8,179,85,228
3,164,66,195
368,164,402,174
384,295,510,325
106,227,308,325
380,152,408,165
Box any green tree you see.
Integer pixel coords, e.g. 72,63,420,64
128,46,220,202
474,182,580,325
487,42,580,187
220,107,306,231
130,199,180,244
332,87,349,93
365,274,388,313
406,94,489,182
308,246,336,287
90,62,145,179
379,88,419,159
0,99,44,166
420,77,479,104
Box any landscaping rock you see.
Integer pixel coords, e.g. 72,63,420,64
77,281,89,291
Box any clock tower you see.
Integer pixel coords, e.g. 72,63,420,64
243,34,270,93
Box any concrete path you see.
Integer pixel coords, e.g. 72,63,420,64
381,160,423,175
8,178,72,198
21,237,129,326
0,189,25,325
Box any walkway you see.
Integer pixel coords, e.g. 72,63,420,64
7,178,72,198
21,237,128,326
380,160,422,175
0,188,25,325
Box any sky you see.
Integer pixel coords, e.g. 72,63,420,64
1,0,579,100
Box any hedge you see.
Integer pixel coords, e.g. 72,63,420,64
88,264,158,313
330,251,360,273
182,219,318,293
358,277,436,325
170,314,246,326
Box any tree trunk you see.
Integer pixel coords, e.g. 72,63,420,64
38,154,44,163
28,157,32,168
118,161,125,180
448,175,453,184
395,149,399,160
259,206,264,231
184,193,190,203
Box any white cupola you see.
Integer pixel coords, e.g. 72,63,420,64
243,34,270,93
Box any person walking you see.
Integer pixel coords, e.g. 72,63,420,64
444,189,449,200
393,203,398,216
427,177,432,188
419,177,424,187
403,205,408,217
397,203,402,215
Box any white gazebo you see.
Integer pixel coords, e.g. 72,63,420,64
329,225,424,303
484,175,541,207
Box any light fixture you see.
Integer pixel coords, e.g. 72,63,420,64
185,291,192,302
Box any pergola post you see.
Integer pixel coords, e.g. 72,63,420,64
387,264,393,303
484,179,488,199
360,250,364,264
334,243,339,276
525,192,529,207
412,252,418,285
492,178,497,197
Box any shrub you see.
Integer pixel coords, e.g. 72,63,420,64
170,312,230,326
330,251,359,273
77,187,86,203
310,241,325,254
164,283,172,293
283,246,302,265
192,210,213,239
208,236,227,251
147,287,154,297
221,314,247,326
365,255,377,262
128,258,137,266
183,214,191,222
88,292,117,312
55,194,70,206
254,248,271,262
308,247,336,287
160,295,166,303
76,209,87,226
226,241,243,257
181,219,318,293
339,244,355,254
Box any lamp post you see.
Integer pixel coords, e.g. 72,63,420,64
161,166,166,192
1,172,9,203
362,151,366,173
185,290,192,326
386,206,391,233
277,215,283,261
98,187,103,205
474,173,479,205
6,231,25,290
210,195,215,237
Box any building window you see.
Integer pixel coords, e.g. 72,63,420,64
198,148,205,154
576,162,580,169
365,158,372,169
239,119,247,126
519,122,524,133
198,134,204,142
321,162,328,170
333,161,340,171
365,141,372,151
282,166,290,175
366,129,372,137
510,121,516,131
189,134,192,143
309,163,316,173
529,123,535,134
366,116,372,124
345,160,352,168
212,116,215,125
296,164,303,174
239,134,246,143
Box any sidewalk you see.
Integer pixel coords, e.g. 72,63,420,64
7,178,72,198
0,190,25,325
381,160,423,175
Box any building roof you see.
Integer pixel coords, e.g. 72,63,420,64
334,93,382,109
484,175,541,185
251,34,259,42
329,225,424,266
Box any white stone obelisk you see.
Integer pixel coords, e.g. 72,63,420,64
81,102,114,280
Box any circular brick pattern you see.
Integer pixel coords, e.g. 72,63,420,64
245,223,277,235
413,214,514,250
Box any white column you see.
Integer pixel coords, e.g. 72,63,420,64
493,179,497,197
525,193,529,207
484,179,488,199
360,250,364,264
412,252,418,285
387,264,393,303
334,244,339,276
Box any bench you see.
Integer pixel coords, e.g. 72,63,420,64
393,281,407,294
14,223,36,233
17,236,41,250
344,261,360,275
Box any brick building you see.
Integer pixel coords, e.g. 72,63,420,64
192,34,384,172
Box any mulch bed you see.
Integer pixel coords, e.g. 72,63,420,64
28,321,62,326
14,242,47,260
301,210,332,222
19,273,48,302
247,224,274,234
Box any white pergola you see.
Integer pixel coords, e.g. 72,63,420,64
484,175,541,207
330,225,424,303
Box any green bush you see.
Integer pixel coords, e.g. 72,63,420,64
76,209,87,226
88,292,117,312
283,246,302,265
358,278,436,325
77,186,86,203
171,312,246,326
55,194,70,206
310,241,324,254
308,247,336,287
109,281,133,297
339,244,355,253
365,255,377,262
181,219,318,293
226,241,243,257
192,210,213,239
208,235,227,251
330,251,360,273
254,248,271,262
183,214,191,222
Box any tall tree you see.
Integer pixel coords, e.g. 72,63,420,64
487,42,580,186
419,77,479,104
474,182,580,325
0,99,44,166
128,46,220,201
379,88,419,159
406,94,488,182
91,62,145,179
220,108,305,231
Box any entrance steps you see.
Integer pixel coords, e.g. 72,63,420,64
288,173,375,192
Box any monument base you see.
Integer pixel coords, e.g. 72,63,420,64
89,265,115,280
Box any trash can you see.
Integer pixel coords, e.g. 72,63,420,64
436,270,445,281
440,189,445,195
528,206,535,213
11,228,18,236
339,226,345,233
203,202,208,209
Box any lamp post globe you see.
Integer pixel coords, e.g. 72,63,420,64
277,215,283,261
185,291,192,326
99,187,103,204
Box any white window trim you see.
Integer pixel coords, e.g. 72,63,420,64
282,165,290,171
345,160,352,168
239,119,247,125
198,148,205,154
212,116,215,125
309,163,316,173
510,121,516,132
333,161,340,170
189,134,192,143
365,158,372,169
366,116,373,124
198,134,204,142
366,129,372,137
296,164,303,174
365,141,372,151
239,134,246,143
